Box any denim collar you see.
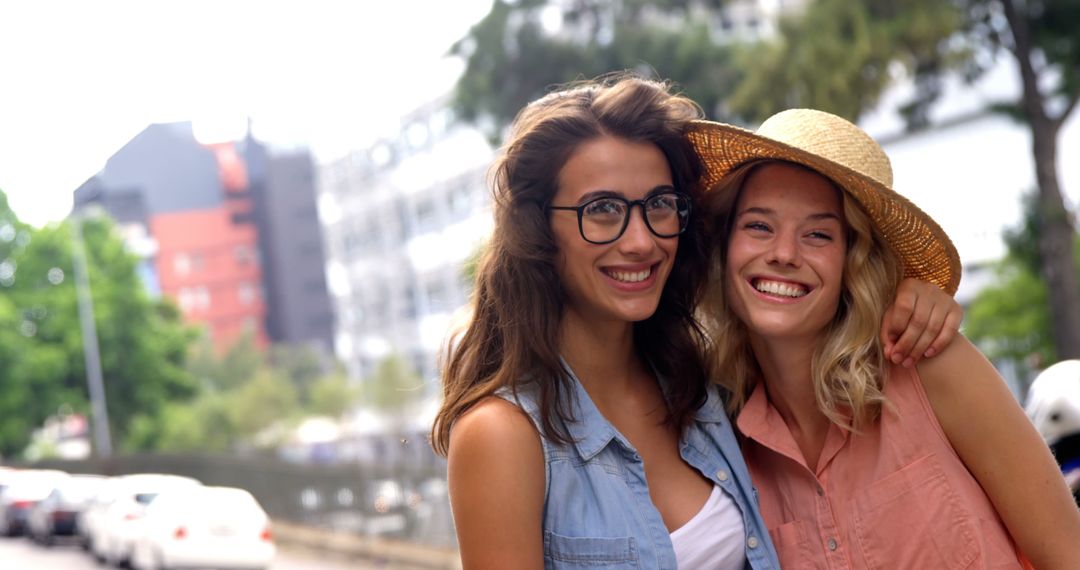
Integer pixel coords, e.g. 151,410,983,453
558,358,728,461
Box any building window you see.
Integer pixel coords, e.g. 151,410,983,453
238,282,258,305
235,245,254,266
174,253,191,276
414,198,439,233
177,287,194,312
425,278,449,312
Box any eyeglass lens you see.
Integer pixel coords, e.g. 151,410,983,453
581,193,688,243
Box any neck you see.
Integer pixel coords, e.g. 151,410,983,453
748,333,829,441
558,310,644,402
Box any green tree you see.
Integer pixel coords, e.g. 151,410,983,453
0,205,198,456
0,190,36,458
729,0,1080,358
966,189,1080,380
452,0,747,142
362,354,423,414
307,372,360,419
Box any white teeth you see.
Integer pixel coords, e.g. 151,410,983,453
609,268,651,283
754,279,807,298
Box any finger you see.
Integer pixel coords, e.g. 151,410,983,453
903,304,948,367
923,306,963,358
888,297,929,365
881,293,917,359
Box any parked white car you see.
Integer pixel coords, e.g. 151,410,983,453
0,469,69,536
26,473,105,545
129,485,275,570
86,473,202,567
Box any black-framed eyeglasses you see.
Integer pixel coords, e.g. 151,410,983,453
548,191,692,245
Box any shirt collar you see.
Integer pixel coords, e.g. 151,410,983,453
736,381,851,476
558,360,627,460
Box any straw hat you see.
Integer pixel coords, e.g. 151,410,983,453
686,108,961,295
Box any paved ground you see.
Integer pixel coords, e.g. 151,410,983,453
0,534,415,569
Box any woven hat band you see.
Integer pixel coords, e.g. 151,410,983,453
756,109,893,188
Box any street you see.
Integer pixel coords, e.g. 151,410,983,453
0,535,404,570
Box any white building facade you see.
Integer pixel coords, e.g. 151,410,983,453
318,97,494,392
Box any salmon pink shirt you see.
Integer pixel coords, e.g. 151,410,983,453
736,364,1027,569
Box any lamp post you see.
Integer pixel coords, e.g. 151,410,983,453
70,214,112,458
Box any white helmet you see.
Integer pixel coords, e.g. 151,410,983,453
1025,359,1080,445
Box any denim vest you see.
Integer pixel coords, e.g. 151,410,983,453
497,365,781,570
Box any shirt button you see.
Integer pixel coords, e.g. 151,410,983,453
716,470,729,482
747,536,759,549
828,538,838,551
816,486,825,496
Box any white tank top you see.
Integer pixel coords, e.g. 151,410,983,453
670,484,747,569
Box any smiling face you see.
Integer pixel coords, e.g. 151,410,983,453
549,135,679,328
724,162,847,343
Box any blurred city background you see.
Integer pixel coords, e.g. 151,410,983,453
1,0,1078,568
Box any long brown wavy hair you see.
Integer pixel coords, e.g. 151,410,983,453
431,74,711,455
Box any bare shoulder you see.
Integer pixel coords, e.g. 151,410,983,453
447,396,545,494
447,396,547,568
914,334,998,391
449,396,543,461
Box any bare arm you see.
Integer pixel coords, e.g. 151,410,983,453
918,337,1080,569
448,397,546,570
881,278,964,367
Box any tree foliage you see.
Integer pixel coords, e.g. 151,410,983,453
452,0,746,142
0,198,199,457
729,0,963,126
132,333,358,453
361,353,423,414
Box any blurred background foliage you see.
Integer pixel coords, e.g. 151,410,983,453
0,189,419,459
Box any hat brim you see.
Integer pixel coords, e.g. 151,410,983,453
686,119,961,296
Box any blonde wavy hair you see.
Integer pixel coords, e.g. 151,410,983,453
701,160,902,431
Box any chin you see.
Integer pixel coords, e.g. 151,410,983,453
619,303,663,323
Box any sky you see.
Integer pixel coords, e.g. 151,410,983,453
0,0,493,227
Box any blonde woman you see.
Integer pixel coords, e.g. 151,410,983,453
692,109,1080,569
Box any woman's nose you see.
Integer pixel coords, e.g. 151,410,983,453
767,232,801,266
617,207,655,251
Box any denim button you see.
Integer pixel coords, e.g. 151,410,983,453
716,470,728,482
747,536,759,549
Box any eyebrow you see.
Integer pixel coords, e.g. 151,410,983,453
577,184,677,203
737,206,842,222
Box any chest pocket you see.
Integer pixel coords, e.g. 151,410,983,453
851,453,980,569
544,531,640,569
766,519,823,570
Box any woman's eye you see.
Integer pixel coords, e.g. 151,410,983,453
743,221,770,232
806,231,833,241
584,199,624,217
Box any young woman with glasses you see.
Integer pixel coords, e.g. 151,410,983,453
430,74,963,569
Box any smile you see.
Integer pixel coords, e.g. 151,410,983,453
752,278,808,298
605,267,652,283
